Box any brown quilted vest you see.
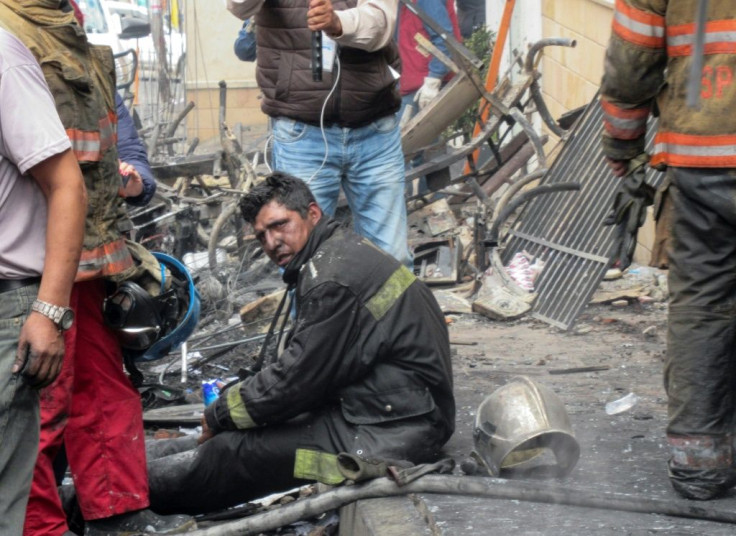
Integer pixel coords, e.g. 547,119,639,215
255,0,401,127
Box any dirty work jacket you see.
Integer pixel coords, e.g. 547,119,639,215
255,0,401,127
206,218,455,454
0,0,135,281
601,0,736,169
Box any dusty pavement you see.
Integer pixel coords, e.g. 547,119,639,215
394,300,736,536
141,275,736,535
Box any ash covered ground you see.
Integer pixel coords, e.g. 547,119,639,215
129,259,709,535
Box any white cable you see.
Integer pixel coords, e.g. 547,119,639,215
305,53,341,185
263,133,273,173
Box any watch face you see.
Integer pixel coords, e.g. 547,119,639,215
60,309,75,331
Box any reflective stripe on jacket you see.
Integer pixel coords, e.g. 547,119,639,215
0,0,135,281
601,0,736,168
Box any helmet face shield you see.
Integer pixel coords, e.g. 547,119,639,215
103,291,134,327
114,325,162,350
103,281,163,350
473,376,580,478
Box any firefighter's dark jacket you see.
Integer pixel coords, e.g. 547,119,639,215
206,218,455,451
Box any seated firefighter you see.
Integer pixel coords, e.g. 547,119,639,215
147,172,455,514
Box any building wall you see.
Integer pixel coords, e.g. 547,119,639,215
183,1,268,143
540,0,612,128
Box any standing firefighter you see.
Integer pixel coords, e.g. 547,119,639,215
147,172,455,514
601,0,736,500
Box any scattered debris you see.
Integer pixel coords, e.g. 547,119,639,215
642,325,658,337
407,197,458,237
413,237,462,284
605,392,640,415
548,365,611,375
122,21,679,536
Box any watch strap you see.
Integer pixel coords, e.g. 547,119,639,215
31,299,73,331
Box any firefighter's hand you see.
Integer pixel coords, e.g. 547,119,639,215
198,415,215,445
14,314,64,389
119,162,143,198
307,0,342,37
605,157,629,178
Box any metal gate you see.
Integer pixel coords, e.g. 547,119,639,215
500,97,664,330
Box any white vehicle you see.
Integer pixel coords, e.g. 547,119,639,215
77,0,122,51
76,0,150,86
77,0,150,51
107,0,186,78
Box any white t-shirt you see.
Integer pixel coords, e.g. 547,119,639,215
0,28,72,279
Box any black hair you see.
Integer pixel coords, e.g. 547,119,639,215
239,172,317,224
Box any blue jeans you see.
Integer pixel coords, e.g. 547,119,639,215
399,93,428,196
271,114,412,268
0,283,40,535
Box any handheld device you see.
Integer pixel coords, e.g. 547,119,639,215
311,31,322,82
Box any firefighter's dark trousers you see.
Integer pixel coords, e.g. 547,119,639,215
665,167,736,500
147,408,356,515
147,406,445,514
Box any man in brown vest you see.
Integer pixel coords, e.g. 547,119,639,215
227,0,413,269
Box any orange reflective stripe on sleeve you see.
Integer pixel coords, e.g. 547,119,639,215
66,111,117,162
601,100,649,140
76,238,134,281
668,20,736,57
67,128,101,162
651,131,736,168
612,0,665,49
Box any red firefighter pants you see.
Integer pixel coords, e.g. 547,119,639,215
23,280,149,536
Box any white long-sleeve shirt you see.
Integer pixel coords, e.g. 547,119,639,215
227,0,397,52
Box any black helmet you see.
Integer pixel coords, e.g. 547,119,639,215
103,280,163,350
103,252,200,360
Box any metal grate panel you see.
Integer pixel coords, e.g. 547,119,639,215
501,96,664,330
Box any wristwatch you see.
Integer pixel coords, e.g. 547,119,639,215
31,299,75,332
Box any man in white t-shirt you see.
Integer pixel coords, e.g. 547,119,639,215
0,27,86,534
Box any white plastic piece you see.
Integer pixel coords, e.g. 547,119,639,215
605,392,639,415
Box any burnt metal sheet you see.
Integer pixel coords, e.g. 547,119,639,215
413,237,462,285
500,97,664,330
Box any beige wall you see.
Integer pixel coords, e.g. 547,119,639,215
183,1,268,143
540,0,612,128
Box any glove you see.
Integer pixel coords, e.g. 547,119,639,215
415,77,442,109
603,153,654,269
603,153,652,227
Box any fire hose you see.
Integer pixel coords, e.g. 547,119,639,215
187,474,736,535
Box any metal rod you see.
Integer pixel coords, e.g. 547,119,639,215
192,334,266,353
181,342,188,383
